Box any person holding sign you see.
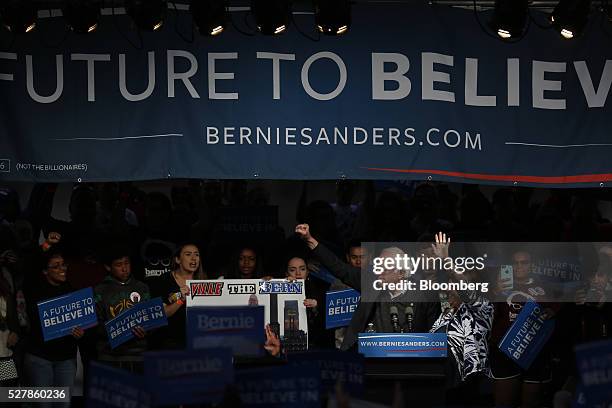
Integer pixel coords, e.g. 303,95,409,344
94,245,150,371
286,256,334,349
23,238,84,403
490,249,558,408
149,243,205,349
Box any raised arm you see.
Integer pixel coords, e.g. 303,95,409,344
295,224,362,291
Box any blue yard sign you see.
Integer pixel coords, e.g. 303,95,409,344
325,289,360,329
186,305,265,357
86,362,150,408
575,339,612,405
290,351,364,397
499,301,555,370
236,364,321,408
358,333,448,358
143,348,234,406
37,287,98,341
105,297,168,349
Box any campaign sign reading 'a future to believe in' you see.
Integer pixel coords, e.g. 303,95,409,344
236,364,321,408
325,289,360,329
186,305,265,357
499,301,555,370
105,297,168,349
289,351,364,397
575,339,612,405
37,287,98,341
87,361,150,408
358,333,448,358
144,348,234,406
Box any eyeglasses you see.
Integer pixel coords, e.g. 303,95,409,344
47,264,68,270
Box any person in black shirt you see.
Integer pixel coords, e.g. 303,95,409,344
23,244,84,407
149,243,205,349
286,256,334,349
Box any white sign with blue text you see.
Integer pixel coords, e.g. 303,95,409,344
186,279,307,339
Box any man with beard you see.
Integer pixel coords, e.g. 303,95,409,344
295,224,440,351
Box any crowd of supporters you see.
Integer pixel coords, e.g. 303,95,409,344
0,180,611,407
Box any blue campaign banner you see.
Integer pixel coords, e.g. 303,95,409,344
499,301,555,370
575,339,612,404
37,287,97,341
289,351,364,398
186,305,265,357
358,333,447,358
573,383,611,408
143,348,234,406
1,4,612,186
86,361,150,408
105,297,168,349
325,289,360,329
236,364,320,408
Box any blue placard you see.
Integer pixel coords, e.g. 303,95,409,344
575,339,612,404
290,351,364,397
325,289,361,329
186,305,265,357
37,287,98,341
236,364,320,408
357,333,448,358
498,301,555,370
573,382,611,408
104,297,168,349
86,361,150,408
309,266,337,285
143,348,234,406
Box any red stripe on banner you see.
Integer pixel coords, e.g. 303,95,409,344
389,347,447,352
364,168,612,184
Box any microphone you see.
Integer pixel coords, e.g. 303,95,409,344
405,303,414,333
390,306,401,333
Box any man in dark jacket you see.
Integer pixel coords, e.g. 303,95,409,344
295,224,440,351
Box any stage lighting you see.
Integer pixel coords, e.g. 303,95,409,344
251,0,290,35
551,0,591,39
0,0,37,33
490,0,528,39
126,0,166,31
314,0,351,35
63,0,100,33
191,0,226,36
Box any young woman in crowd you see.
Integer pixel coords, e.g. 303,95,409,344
286,256,334,349
226,246,264,279
23,233,85,406
0,275,19,386
149,243,205,349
